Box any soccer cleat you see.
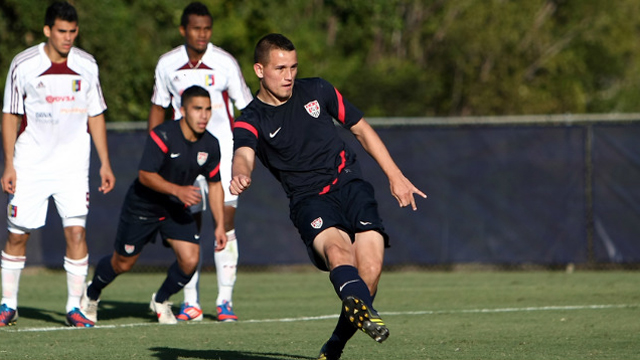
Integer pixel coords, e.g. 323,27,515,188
317,341,342,360
65,308,95,327
176,303,203,321
342,296,389,343
149,293,177,324
216,300,238,322
0,304,18,327
80,282,99,323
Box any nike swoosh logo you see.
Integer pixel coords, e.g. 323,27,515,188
339,279,360,293
269,127,282,138
170,153,180,158
194,234,200,240
360,221,372,226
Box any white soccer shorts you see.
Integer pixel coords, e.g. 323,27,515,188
7,176,89,232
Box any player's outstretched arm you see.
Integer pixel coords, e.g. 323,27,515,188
230,146,256,196
1,113,20,194
350,118,427,210
88,113,115,194
208,181,228,252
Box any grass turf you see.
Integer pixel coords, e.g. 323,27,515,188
0,269,638,359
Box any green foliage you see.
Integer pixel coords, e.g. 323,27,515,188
1,0,640,119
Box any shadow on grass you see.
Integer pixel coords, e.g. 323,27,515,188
149,347,315,360
98,300,159,321
16,306,66,326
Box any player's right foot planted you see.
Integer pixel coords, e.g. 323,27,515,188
66,308,95,327
176,303,203,321
342,296,389,343
149,293,177,324
0,304,18,326
216,300,238,322
80,282,99,323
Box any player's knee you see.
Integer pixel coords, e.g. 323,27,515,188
112,255,135,274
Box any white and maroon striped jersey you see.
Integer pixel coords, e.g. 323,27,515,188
150,43,252,144
2,43,107,179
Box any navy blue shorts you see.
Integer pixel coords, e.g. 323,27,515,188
114,200,200,257
290,179,390,271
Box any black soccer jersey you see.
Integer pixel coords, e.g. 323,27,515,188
233,78,364,201
131,120,221,212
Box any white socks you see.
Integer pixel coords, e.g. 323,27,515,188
63,255,88,313
182,250,202,307
215,229,238,306
1,251,26,309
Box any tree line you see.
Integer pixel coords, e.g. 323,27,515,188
1,0,638,121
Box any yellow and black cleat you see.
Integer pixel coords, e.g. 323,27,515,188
342,296,390,343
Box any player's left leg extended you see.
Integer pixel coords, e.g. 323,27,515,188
215,205,239,322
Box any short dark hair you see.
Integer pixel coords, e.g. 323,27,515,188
254,33,296,64
181,85,210,106
181,2,212,28
44,1,78,28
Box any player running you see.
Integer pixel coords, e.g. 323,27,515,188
148,2,252,322
81,86,227,324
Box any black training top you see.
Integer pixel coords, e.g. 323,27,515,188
233,77,364,202
129,120,221,213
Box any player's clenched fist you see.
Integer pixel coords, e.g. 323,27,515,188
230,175,251,195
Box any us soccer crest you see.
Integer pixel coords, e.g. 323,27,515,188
197,152,208,166
304,100,320,118
311,217,323,229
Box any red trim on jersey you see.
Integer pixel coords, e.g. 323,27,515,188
177,61,213,71
319,150,346,195
234,121,258,138
334,87,346,123
150,131,168,153
209,163,220,179
222,90,235,129
40,61,80,76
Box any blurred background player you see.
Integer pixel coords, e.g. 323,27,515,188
148,1,252,322
0,1,115,327
81,86,227,324
230,34,426,359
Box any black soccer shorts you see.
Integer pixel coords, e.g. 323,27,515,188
290,179,390,271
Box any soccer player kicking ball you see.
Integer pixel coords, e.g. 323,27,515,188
81,86,227,324
230,34,426,359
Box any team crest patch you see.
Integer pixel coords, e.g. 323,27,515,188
197,152,208,166
311,217,323,229
124,244,135,254
72,80,81,92
304,100,321,118
8,205,17,218
205,74,214,86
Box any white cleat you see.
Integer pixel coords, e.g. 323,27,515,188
80,282,99,323
149,293,177,324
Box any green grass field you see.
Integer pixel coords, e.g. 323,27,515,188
0,269,638,360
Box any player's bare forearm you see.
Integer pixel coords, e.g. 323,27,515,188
148,104,166,132
139,170,202,206
230,146,255,195
88,114,116,193
351,118,427,210
1,113,20,194
208,182,227,251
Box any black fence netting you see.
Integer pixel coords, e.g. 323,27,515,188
2,115,640,271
